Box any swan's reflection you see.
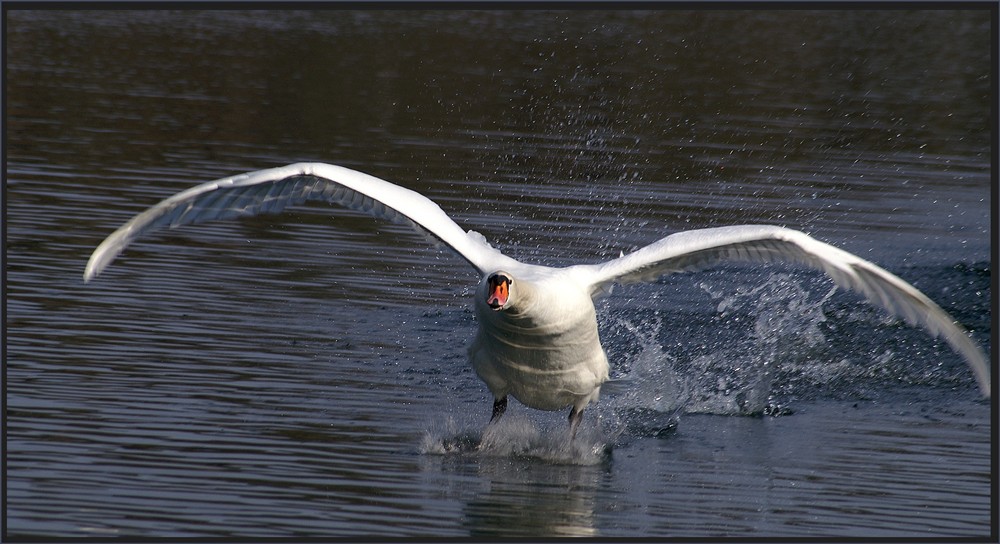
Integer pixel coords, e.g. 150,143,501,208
420,415,611,537
463,454,603,537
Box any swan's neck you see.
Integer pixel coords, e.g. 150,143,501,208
504,279,538,319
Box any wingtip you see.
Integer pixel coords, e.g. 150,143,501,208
83,264,96,284
974,379,991,398
83,253,105,284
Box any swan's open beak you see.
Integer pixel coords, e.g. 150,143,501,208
486,275,510,311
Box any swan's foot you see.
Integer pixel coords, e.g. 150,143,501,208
568,406,584,440
489,396,507,424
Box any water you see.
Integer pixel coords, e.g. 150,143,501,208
5,9,992,538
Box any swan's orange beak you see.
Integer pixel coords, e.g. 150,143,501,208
486,275,510,310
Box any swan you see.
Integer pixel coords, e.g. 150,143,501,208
84,163,992,436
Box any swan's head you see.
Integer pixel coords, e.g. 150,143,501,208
485,272,513,311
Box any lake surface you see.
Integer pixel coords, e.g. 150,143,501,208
5,9,993,539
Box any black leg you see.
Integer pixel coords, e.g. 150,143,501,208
490,396,508,423
568,406,584,439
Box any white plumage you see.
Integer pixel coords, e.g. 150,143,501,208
84,163,991,435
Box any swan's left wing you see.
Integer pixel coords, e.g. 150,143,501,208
575,224,990,397
84,163,521,281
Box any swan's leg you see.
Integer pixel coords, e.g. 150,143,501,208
568,406,584,439
490,396,508,423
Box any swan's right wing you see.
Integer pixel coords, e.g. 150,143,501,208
84,163,521,281
575,225,990,397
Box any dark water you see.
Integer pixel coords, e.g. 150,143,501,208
5,9,993,538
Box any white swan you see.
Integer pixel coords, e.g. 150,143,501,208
84,163,992,435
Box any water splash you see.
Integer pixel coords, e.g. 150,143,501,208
419,414,616,466
604,317,689,422
696,273,838,413
608,272,840,417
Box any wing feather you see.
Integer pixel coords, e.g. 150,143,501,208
577,225,990,396
84,163,520,281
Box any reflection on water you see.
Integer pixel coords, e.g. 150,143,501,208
418,415,614,537
6,9,991,539
464,457,602,537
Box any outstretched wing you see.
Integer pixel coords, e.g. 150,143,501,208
84,162,521,281
576,224,990,397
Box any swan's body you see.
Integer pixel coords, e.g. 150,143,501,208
84,163,991,434
470,266,609,418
